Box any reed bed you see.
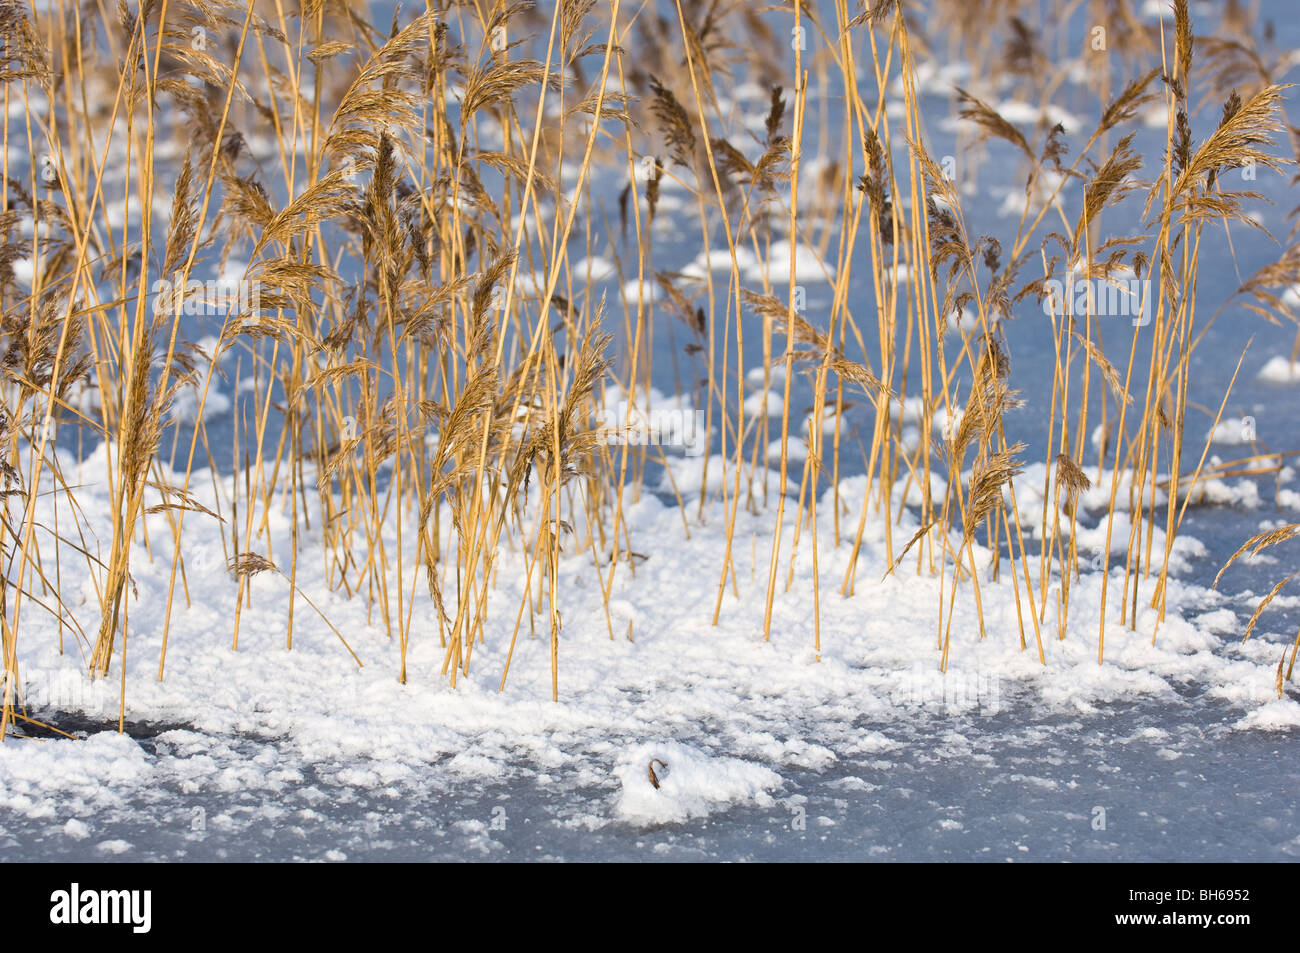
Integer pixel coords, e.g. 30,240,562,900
1,0,1297,737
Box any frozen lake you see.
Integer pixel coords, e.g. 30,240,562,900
3,0,1299,863
4,686,1297,861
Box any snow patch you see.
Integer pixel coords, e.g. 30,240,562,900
613,742,781,826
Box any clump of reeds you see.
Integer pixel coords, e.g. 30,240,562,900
0,0,1297,743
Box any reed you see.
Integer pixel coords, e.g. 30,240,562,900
1,0,1297,737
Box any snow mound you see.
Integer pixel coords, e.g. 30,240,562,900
613,742,781,826
1258,355,1300,383
1234,698,1300,731
0,732,151,818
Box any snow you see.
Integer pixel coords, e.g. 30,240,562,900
2,439,1293,850
992,100,1083,135
1234,699,1300,730
744,388,784,418
1258,355,1300,383
683,245,758,279
1207,417,1256,445
742,239,833,284
619,277,660,303
612,742,781,825
0,412,1293,859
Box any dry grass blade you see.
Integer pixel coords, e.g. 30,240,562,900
1243,573,1296,642
955,88,1033,159
648,75,697,168
1213,523,1300,589
1054,454,1091,496
229,553,277,578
